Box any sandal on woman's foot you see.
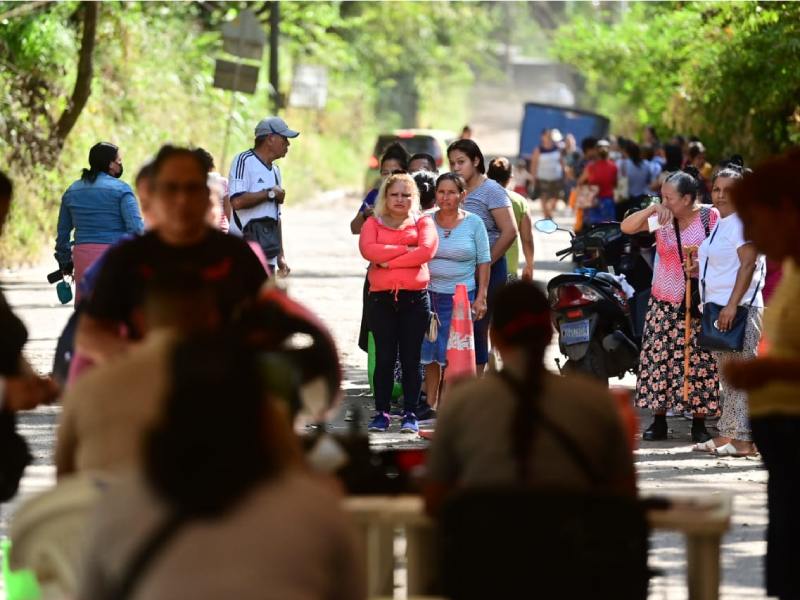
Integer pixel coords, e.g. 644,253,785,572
714,443,758,457
692,439,717,453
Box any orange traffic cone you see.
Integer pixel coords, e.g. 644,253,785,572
445,283,477,383
419,285,477,441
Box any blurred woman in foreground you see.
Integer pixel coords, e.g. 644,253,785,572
425,281,635,515
726,150,800,600
78,333,364,600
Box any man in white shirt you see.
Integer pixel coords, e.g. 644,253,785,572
228,116,300,277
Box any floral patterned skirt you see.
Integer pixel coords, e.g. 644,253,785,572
635,297,720,416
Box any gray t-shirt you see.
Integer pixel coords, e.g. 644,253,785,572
426,371,634,491
78,472,365,600
463,178,512,248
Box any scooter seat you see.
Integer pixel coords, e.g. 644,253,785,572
594,272,624,290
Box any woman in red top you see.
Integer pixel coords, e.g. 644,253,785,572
359,173,439,434
578,141,617,226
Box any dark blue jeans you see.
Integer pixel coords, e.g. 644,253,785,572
752,417,800,600
366,290,430,413
474,256,508,365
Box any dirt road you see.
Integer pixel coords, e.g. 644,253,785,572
1,193,767,599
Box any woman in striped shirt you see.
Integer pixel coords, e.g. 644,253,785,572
421,173,491,412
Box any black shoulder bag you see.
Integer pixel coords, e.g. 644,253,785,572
698,227,763,352
234,169,282,259
674,207,710,319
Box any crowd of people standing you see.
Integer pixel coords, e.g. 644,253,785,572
2,115,800,598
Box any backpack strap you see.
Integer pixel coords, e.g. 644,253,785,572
496,370,601,486
106,512,188,600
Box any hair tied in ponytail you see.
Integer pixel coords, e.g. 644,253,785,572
727,155,745,172
682,165,701,180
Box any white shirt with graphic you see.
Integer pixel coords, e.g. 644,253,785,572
227,150,282,229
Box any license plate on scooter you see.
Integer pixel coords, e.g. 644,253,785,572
560,319,591,345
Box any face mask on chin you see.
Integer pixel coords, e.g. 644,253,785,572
112,165,124,179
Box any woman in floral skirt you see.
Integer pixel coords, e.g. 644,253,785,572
621,167,719,442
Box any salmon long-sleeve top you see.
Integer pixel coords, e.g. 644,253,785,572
359,214,439,294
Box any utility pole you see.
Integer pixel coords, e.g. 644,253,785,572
269,1,280,112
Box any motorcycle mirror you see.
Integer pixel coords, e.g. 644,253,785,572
534,219,559,234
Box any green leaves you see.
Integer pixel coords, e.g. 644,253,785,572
552,1,800,161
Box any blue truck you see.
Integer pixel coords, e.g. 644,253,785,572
519,102,610,159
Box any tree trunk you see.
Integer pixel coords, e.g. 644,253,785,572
53,1,98,155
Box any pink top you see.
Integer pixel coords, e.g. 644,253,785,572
359,214,439,293
652,206,719,304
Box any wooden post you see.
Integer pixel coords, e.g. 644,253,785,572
683,246,698,405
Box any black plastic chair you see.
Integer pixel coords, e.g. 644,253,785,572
439,486,650,600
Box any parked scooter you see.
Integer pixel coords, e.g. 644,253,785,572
535,218,654,382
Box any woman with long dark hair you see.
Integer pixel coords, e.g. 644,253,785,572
55,142,144,303
424,281,635,514
622,167,720,442
77,333,364,600
447,139,517,370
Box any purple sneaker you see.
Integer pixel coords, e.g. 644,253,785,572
400,412,419,434
368,412,391,432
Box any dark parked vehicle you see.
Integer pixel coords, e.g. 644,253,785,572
519,102,609,160
364,129,456,191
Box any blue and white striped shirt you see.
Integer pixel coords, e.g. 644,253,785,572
428,211,491,294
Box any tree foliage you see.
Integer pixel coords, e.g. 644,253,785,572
0,1,512,264
552,1,800,160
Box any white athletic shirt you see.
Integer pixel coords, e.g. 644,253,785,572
227,150,282,229
536,146,563,181
698,212,765,308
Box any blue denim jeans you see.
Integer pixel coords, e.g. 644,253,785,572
422,288,477,366
366,290,430,413
474,256,507,365
586,196,616,225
